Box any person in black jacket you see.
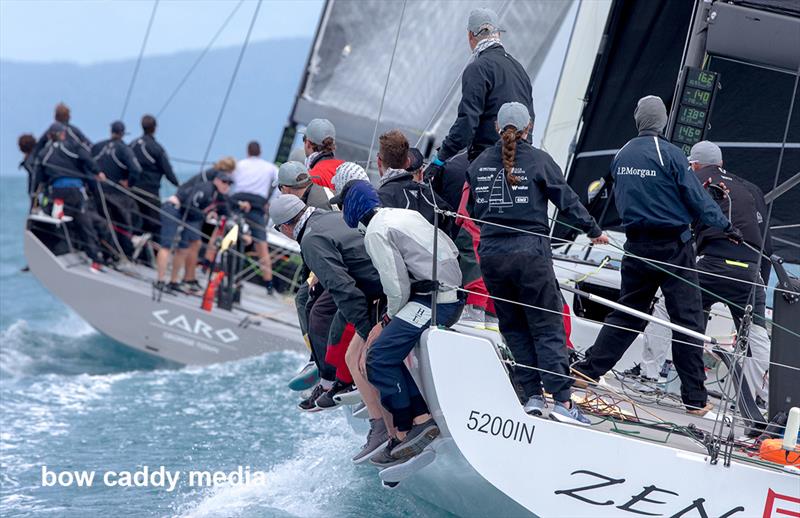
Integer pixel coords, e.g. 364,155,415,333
131,114,179,236
32,103,92,160
572,97,738,416
467,103,607,426
92,121,143,258
154,172,231,291
425,8,534,179
33,123,106,270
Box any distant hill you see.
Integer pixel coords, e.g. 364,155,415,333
0,37,310,175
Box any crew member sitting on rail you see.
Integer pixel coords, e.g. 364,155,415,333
131,114,180,238
154,169,232,293
270,194,391,461
301,118,343,190
18,133,37,207
33,122,107,272
467,102,607,425
341,180,463,467
92,120,144,259
633,141,772,405
572,97,740,416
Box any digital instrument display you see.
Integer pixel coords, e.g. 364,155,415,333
670,67,719,156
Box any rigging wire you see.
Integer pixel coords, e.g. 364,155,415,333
364,0,407,173
121,0,159,120
156,0,246,118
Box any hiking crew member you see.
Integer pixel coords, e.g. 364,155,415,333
230,141,279,295
92,120,143,258
573,97,740,416
33,103,92,159
302,118,343,190
374,130,454,236
425,7,534,181
637,141,772,403
341,180,464,467
131,114,180,237
154,170,232,292
467,102,606,425
33,122,106,271
275,161,333,210
331,162,370,203
270,195,391,458
18,133,38,206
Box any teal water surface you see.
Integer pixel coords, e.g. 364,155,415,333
0,175,450,517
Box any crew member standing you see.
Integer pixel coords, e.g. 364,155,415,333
425,7,533,179
302,118,343,190
131,114,180,237
467,102,607,425
573,97,740,416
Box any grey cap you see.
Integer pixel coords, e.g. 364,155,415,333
689,140,723,165
276,161,312,188
304,118,335,145
468,8,502,35
288,147,306,163
497,102,530,131
269,194,306,226
634,95,667,133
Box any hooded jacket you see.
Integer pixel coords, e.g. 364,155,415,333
364,208,462,318
439,44,533,162
91,138,143,185
297,210,384,339
33,138,100,189
301,182,334,210
130,134,180,193
174,178,225,222
610,133,730,235
377,169,455,237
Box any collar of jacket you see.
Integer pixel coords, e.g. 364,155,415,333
637,130,663,137
293,206,317,241
473,38,503,58
379,167,413,186
307,151,335,170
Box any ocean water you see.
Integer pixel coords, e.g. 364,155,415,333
0,175,451,517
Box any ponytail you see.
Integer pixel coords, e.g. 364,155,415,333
501,126,524,185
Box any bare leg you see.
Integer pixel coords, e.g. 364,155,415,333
346,331,395,435
156,247,170,281
184,240,202,282
255,241,273,281
171,249,187,283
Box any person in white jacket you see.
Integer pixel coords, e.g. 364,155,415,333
339,179,463,468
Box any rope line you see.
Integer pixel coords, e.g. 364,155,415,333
121,0,159,120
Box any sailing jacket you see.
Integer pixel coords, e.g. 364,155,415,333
693,165,772,276
467,140,601,243
364,208,462,318
610,132,730,236
377,169,455,237
302,182,334,211
33,138,100,190
174,179,225,222
297,210,384,339
130,134,180,193
308,152,343,191
439,44,533,162
91,138,143,185
33,123,92,160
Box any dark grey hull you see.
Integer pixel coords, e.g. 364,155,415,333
24,230,305,365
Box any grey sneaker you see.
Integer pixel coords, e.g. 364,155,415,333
550,400,591,426
390,420,440,460
352,418,389,464
369,438,406,468
524,395,546,416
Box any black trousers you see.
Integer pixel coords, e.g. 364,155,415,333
480,241,573,403
307,289,338,381
51,187,103,263
102,188,141,257
579,238,707,407
698,255,766,327
136,188,162,236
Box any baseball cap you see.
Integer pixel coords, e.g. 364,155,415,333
276,161,312,188
688,141,723,165
288,147,306,163
47,122,66,135
110,120,126,135
269,194,306,228
303,118,336,145
497,102,530,131
468,8,503,35
332,162,369,198
406,148,424,172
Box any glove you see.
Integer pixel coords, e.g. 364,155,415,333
423,156,445,182
724,224,743,244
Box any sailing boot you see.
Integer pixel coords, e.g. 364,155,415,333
352,418,389,464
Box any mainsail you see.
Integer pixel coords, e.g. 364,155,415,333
282,0,575,162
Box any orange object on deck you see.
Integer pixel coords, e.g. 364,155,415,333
759,438,800,466
201,271,225,311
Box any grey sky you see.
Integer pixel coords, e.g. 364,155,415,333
0,0,323,65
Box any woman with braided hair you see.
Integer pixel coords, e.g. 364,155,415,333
466,102,608,426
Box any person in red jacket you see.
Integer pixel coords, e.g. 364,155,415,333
302,118,343,190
